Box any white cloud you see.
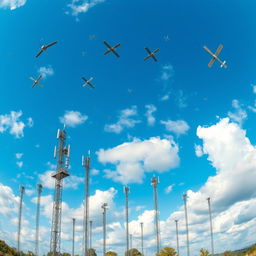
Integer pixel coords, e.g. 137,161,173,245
145,105,157,126
251,84,256,94
67,0,106,16
15,153,23,159
38,65,54,78
97,137,180,184
59,110,88,128
160,64,174,81
194,144,204,157
91,168,100,175
0,111,31,138
16,161,23,168
104,106,140,134
228,99,247,126
135,205,146,212
161,119,190,136
0,0,27,10
27,117,34,127
165,184,174,194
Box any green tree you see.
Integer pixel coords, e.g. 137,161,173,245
87,249,97,256
105,251,117,256
200,249,210,256
125,249,142,256
156,247,177,256
223,251,232,256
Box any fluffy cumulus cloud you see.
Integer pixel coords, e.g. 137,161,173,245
38,65,54,78
0,111,33,138
59,110,88,127
161,119,190,136
104,105,140,134
145,104,157,126
67,0,106,16
97,137,180,184
165,184,174,194
159,64,174,101
0,0,26,10
228,99,247,126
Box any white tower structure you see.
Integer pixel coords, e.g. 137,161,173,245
207,197,214,256
124,186,130,255
102,203,108,256
17,186,25,254
35,184,43,256
183,194,190,256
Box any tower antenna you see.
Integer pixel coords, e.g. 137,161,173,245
17,186,25,255
124,186,130,256
102,203,108,256
72,218,76,256
89,220,93,249
175,220,180,256
50,129,70,256
207,197,214,256
183,194,190,256
140,222,144,256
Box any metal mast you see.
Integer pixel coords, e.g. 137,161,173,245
207,197,214,256
183,194,190,256
17,186,25,254
82,154,90,256
129,234,133,249
124,186,130,255
89,220,93,249
50,128,70,256
72,218,76,256
140,222,144,255
174,220,180,256
151,176,160,254
35,184,43,256
102,203,108,256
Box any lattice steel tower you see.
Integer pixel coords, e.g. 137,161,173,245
17,186,25,254
183,194,190,256
35,184,43,256
50,129,70,256
82,154,90,256
151,176,160,254
124,186,130,255
102,203,108,256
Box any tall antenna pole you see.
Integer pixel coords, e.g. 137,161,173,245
124,186,130,255
17,186,25,254
72,218,76,256
151,176,160,254
183,194,190,256
207,197,214,256
35,184,43,256
50,128,70,256
174,220,180,256
129,234,133,249
89,220,93,249
140,222,144,256
82,153,90,256
102,203,108,256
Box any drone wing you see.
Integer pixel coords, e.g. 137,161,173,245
46,41,57,49
82,77,88,83
30,77,36,82
203,46,214,56
88,82,95,89
208,57,216,68
103,41,112,49
113,43,121,49
37,74,43,81
145,47,152,54
152,55,157,62
36,50,43,58
214,44,223,58
112,49,120,58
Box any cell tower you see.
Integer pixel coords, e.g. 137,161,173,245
174,220,180,256
50,128,70,256
129,234,133,249
140,222,144,256
17,186,25,254
151,176,160,254
183,194,190,256
72,218,76,256
35,184,43,256
124,186,130,255
102,203,108,256
89,220,93,249
82,153,90,256
207,197,214,256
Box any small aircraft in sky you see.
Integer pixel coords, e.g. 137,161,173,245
144,47,160,62
103,41,121,57
203,44,227,68
30,74,43,87
82,77,95,89
36,41,57,58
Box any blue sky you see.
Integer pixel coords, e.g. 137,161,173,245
1,0,256,256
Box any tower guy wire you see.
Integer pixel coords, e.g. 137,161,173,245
50,128,70,256
102,203,108,256
82,153,90,256
124,186,130,255
35,184,43,256
17,186,25,255
207,197,214,256
151,176,160,254
183,194,190,256
175,220,180,256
